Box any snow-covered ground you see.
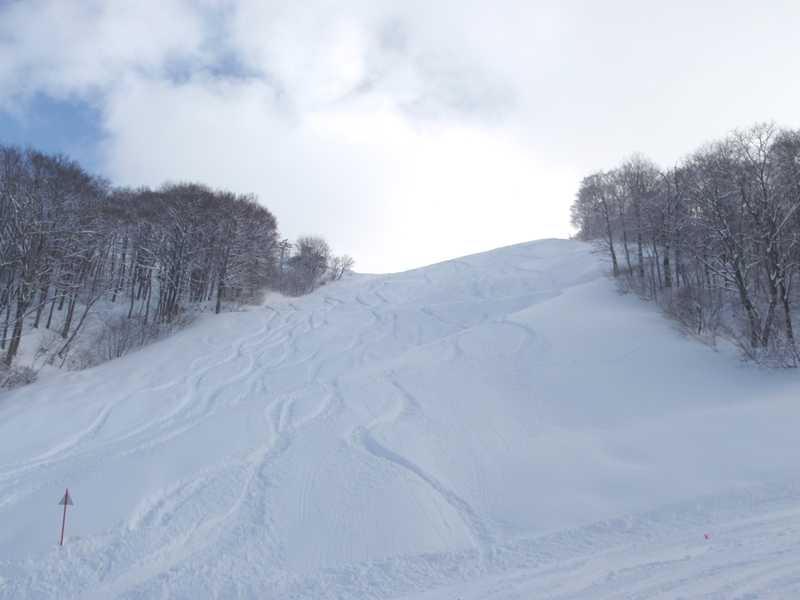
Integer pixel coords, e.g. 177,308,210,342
1,239,799,599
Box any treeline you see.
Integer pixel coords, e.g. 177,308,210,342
571,123,800,365
1,144,352,375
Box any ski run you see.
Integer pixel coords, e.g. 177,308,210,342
1,239,799,599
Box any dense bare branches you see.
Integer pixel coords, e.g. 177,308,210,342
1,145,339,371
571,123,800,366
278,236,355,296
1,142,353,376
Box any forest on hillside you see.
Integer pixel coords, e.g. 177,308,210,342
571,123,800,366
0,145,352,386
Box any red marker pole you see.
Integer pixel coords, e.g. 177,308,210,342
58,488,74,546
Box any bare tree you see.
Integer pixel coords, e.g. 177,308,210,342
570,123,800,365
329,255,355,280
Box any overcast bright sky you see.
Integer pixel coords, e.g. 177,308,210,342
1,1,799,272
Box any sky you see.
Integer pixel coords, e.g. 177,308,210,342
1,1,799,273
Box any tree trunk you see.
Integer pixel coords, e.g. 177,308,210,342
652,241,662,290
4,297,28,366
46,293,57,330
635,200,645,279
602,202,619,276
733,262,761,349
662,243,672,288
57,295,100,366
128,265,137,318
144,273,152,325
761,243,783,349
779,279,797,362
1,286,12,350
61,292,77,339
115,247,127,304
33,282,48,328
619,210,633,274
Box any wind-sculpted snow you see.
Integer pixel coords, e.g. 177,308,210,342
1,239,799,598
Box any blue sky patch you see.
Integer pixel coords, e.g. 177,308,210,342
0,94,104,172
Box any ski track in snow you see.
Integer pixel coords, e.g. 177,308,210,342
1,239,799,599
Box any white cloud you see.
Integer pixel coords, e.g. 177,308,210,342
0,0,212,102
2,0,799,271
100,74,574,272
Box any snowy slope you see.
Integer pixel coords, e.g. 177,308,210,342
1,239,799,599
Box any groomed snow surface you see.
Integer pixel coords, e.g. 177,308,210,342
1,239,799,599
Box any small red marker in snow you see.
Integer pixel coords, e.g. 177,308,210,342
57,488,74,546
704,533,711,540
